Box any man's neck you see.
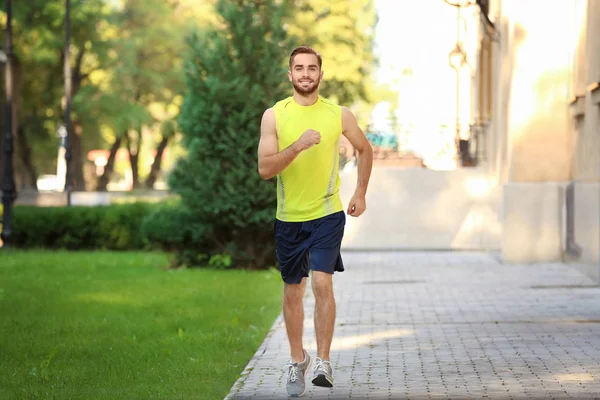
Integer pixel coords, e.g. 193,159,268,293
293,91,319,106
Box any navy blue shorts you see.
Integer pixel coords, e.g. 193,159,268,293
274,211,346,284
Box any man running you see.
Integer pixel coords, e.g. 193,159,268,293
257,45,373,397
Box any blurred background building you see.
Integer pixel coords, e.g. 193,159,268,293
341,0,599,279
488,0,599,275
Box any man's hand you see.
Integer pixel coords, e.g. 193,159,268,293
347,193,366,217
341,107,372,217
294,129,321,151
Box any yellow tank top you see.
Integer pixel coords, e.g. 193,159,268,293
272,96,344,222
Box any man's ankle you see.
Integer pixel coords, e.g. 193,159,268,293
291,349,306,363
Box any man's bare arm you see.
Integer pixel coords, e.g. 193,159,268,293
257,108,320,180
342,106,373,216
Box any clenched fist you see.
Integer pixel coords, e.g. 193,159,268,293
295,129,321,151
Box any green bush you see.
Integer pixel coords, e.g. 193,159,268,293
161,0,291,269
12,203,157,250
140,201,213,268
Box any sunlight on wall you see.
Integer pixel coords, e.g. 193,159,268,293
464,177,496,198
503,0,581,181
507,2,577,133
572,0,589,97
451,203,503,248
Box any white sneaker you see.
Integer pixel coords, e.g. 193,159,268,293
311,357,333,388
285,349,312,397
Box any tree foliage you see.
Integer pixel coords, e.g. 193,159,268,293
286,0,379,106
159,0,293,268
0,0,108,189
76,0,190,189
0,0,385,194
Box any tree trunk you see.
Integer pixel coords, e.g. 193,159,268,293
16,126,37,190
96,133,124,191
11,53,30,190
145,133,171,189
0,84,4,183
126,129,141,189
67,49,87,191
69,119,86,190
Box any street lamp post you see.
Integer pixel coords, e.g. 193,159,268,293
64,0,73,206
1,0,16,248
447,3,468,166
448,42,467,161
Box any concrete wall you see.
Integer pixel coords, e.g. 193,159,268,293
502,183,563,263
570,182,600,280
339,167,502,250
500,1,577,183
488,0,600,266
566,0,600,278
572,0,600,180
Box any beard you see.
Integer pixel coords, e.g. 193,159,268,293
292,77,320,95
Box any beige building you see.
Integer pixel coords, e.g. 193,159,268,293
480,0,599,276
341,0,598,280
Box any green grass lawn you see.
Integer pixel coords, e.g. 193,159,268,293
0,251,283,400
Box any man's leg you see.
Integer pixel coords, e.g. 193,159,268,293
311,271,335,360
283,277,308,363
306,211,344,388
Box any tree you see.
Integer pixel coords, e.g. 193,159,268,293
0,0,199,191
0,0,110,191
161,0,293,268
286,0,379,106
78,0,194,190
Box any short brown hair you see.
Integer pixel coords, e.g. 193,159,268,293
289,46,322,69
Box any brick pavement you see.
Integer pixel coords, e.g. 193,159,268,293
225,252,600,399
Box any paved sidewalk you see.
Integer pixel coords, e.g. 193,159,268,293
225,252,600,399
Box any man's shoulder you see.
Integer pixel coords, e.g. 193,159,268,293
272,96,294,111
317,96,344,116
318,96,340,107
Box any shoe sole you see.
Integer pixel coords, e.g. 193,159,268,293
312,373,333,388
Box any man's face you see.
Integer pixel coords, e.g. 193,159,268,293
288,53,323,95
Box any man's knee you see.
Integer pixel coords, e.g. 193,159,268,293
311,272,333,300
284,281,305,303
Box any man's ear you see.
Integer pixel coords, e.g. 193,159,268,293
288,69,292,82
